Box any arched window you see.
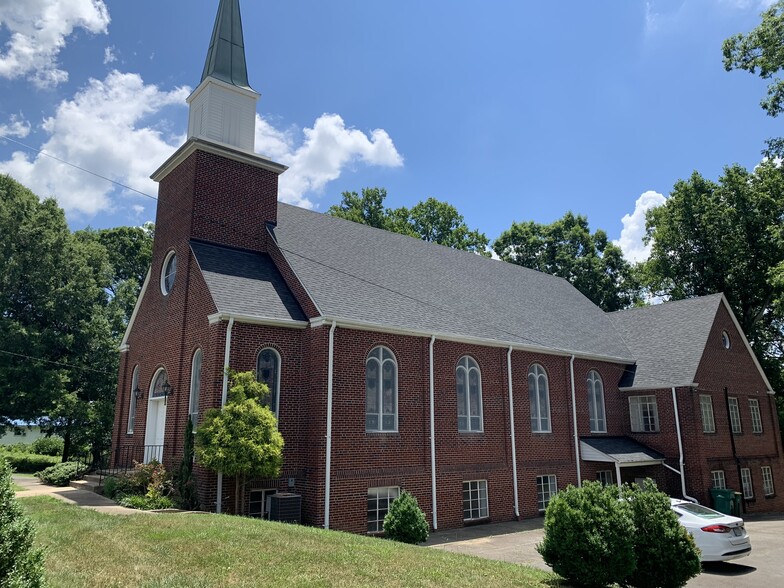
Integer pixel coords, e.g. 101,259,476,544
587,370,606,433
366,346,397,432
456,356,483,432
256,348,281,417
160,250,177,295
189,349,202,427
127,365,139,434
528,364,551,433
150,368,170,398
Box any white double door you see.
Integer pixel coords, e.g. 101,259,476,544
143,396,167,463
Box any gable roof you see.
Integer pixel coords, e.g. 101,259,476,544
607,294,723,390
270,203,635,362
191,240,306,323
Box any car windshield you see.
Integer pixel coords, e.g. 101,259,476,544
674,503,725,519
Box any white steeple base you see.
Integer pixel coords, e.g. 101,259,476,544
187,77,260,153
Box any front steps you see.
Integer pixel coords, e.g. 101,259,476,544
69,474,103,494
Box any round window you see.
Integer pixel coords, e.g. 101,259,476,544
161,251,177,295
721,331,731,350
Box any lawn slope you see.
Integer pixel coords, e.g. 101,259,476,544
21,497,558,588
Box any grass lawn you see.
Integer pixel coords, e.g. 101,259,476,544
21,496,558,588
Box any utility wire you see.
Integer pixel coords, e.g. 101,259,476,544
0,349,115,375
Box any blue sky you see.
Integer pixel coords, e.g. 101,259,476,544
0,0,778,261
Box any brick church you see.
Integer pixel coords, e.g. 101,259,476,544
111,0,784,533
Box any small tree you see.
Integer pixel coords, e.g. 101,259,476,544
383,491,429,544
172,418,199,510
195,370,284,514
622,480,701,588
0,458,46,587
537,481,636,587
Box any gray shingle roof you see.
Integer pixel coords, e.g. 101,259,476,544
271,203,635,361
190,241,306,322
607,294,723,389
580,436,665,464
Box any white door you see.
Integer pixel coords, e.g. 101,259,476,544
144,397,167,463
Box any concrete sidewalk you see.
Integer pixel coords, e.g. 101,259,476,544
13,474,149,515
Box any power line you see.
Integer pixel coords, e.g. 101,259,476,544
0,349,115,375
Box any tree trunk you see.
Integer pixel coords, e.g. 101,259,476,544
235,476,239,515
61,422,72,462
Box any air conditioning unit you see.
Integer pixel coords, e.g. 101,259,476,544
269,493,301,524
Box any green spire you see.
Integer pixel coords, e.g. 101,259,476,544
201,0,252,90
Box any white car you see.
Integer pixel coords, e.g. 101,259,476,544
670,498,752,562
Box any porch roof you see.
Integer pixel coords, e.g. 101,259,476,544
580,436,665,467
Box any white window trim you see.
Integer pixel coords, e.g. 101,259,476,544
160,249,177,296
711,470,726,489
127,365,139,434
529,364,551,433
367,486,400,533
629,395,659,432
700,395,716,434
728,397,742,434
537,474,558,512
587,370,606,433
597,470,614,486
256,347,281,418
741,468,754,499
365,346,398,433
761,466,775,497
462,480,489,521
456,356,483,433
749,398,763,434
189,349,202,428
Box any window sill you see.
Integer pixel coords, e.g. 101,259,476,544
764,494,776,499
463,517,490,527
366,431,399,436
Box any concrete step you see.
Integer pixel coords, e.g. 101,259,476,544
69,476,102,493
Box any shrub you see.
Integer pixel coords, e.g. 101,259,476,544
383,491,429,544
622,480,702,588
117,494,175,510
172,418,199,510
35,461,87,486
0,457,46,587
0,443,33,454
31,437,64,457
537,481,636,587
0,453,59,474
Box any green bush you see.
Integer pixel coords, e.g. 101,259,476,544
0,443,33,454
0,453,59,474
622,481,702,588
0,457,46,587
117,494,174,510
35,461,87,486
31,437,64,457
537,481,636,587
382,491,429,544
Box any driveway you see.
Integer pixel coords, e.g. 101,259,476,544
426,514,784,586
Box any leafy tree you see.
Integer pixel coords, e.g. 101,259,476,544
537,481,636,587
643,162,784,400
493,212,641,311
195,370,284,514
383,490,429,544
0,457,46,587
622,481,701,588
723,1,784,118
328,187,490,255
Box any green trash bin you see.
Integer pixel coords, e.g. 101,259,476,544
710,488,734,514
732,492,743,517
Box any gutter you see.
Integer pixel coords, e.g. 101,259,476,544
324,321,337,529
570,355,581,487
429,336,438,530
672,386,698,503
507,346,520,518
216,316,235,514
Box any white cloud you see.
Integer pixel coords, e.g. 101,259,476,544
0,114,30,138
0,0,110,87
255,113,403,208
103,45,116,64
614,190,667,263
0,70,189,217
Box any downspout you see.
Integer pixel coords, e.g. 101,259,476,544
672,386,698,503
324,321,337,529
429,336,438,530
216,316,234,514
507,346,520,518
569,355,581,487
724,386,744,510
